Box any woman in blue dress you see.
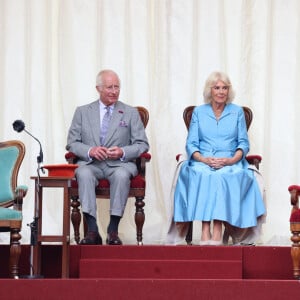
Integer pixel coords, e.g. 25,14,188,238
174,71,266,245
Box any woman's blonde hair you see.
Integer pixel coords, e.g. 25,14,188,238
203,71,235,103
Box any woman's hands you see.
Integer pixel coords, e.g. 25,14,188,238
204,157,232,169
192,149,243,169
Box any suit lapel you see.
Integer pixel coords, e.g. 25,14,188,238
105,101,124,145
88,100,101,145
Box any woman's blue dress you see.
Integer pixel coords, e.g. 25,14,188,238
174,103,266,228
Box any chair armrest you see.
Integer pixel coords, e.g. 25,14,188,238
65,152,78,164
65,151,151,177
136,152,151,177
246,155,262,170
288,185,300,209
176,153,188,162
176,154,182,162
176,154,262,169
288,185,300,223
14,185,28,211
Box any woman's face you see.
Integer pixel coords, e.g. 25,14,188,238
211,80,229,105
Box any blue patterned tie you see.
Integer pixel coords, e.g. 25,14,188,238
100,106,111,145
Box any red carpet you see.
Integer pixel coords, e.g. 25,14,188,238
0,245,299,299
80,245,243,279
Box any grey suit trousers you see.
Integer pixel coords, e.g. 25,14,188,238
75,160,136,219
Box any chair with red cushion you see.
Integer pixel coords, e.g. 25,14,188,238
65,106,151,245
177,105,262,245
288,185,300,279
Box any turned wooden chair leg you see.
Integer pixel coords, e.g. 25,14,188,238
290,225,300,279
135,196,145,245
70,195,81,244
9,228,21,279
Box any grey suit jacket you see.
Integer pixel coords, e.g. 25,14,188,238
66,100,149,175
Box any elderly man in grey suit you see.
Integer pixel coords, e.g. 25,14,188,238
66,69,149,245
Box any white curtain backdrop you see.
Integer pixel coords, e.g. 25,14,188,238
1,0,300,245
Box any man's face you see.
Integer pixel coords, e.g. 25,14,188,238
96,73,120,106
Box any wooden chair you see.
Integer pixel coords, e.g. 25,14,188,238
288,185,300,279
65,106,151,245
178,106,262,245
0,140,27,278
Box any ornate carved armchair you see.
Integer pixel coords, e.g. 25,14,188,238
0,140,27,278
65,106,151,245
288,185,300,279
177,106,262,245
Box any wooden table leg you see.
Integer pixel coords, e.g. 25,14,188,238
61,181,70,278
30,176,71,278
33,182,43,276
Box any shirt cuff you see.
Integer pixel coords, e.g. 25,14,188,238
120,148,126,161
87,147,93,161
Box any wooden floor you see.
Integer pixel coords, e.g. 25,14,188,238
0,244,299,300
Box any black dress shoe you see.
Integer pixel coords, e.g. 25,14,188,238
80,231,102,245
106,232,123,245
